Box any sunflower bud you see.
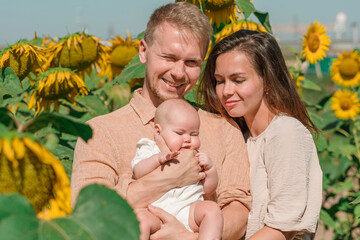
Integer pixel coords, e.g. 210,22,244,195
60,35,98,71
28,68,89,114
45,33,109,79
0,39,46,81
0,137,71,219
106,32,140,79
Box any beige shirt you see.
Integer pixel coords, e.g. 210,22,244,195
71,89,251,210
245,115,322,239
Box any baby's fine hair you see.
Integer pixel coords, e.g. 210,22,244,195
155,99,199,125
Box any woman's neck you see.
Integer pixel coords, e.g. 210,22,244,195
245,100,275,137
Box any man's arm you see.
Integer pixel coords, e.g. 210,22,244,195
71,121,204,209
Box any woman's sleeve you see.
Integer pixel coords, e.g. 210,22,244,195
263,119,322,233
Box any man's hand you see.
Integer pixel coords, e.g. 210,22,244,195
148,205,198,240
127,149,205,208
158,151,180,164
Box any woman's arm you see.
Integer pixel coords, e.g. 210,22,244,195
249,226,296,240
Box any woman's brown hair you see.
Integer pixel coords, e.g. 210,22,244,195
197,30,318,134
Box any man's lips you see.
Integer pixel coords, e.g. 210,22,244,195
162,79,185,88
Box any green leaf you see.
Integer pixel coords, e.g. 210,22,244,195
0,68,24,102
301,79,322,91
328,134,356,157
25,112,92,142
354,204,360,219
0,107,16,128
253,10,273,33
351,195,360,205
313,132,327,151
136,31,145,40
85,70,105,90
113,54,145,84
284,46,299,55
234,0,255,19
77,95,108,116
0,193,39,240
334,180,353,194
320,209,336,228
42,184,140,240
0,185,140,240
185,88,197,106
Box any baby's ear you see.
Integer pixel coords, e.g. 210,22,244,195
154,124,161,135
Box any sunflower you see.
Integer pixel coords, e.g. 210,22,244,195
215,19,267,43
331,89,360,120
0,136,71,219
0,36,46,81
44,33,109,79
178,0,237,28
330,50,360,87
106,31,140,80
205,0,238,28
302,21,331,64
28,67,89,114
290,73,305,94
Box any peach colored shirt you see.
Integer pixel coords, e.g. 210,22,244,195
71,89,251,209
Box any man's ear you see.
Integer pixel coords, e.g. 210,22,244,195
139,39,147,64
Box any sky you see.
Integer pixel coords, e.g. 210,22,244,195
1,0,360,46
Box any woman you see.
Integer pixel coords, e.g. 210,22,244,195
198,30,323,240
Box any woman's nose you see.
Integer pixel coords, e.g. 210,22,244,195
222,81,234,96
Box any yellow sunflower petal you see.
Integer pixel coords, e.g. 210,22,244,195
302,21,331,64
331,89,360,120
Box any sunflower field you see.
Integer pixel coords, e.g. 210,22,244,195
0,0,359,239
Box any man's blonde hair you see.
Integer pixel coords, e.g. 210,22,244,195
144,2,212,54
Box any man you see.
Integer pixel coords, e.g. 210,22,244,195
71,2,251,239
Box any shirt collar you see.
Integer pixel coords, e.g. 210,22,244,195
130,88,156,125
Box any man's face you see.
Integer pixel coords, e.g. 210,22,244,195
139,22,204,107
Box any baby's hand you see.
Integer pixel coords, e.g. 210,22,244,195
158,151,180,164
196,152,213,171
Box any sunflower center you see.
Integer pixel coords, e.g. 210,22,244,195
339,58,359,80
8,52,32,80
206,0,233,10
340,99,352,110
308,34,320,53
110,45,138,68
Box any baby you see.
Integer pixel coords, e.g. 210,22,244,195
131,99,223,240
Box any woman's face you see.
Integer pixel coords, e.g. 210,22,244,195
214,50,265,119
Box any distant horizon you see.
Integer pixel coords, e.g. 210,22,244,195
1,0,359,47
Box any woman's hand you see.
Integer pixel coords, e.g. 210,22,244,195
148,205,198,240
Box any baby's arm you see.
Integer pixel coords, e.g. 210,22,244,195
196,152,218,197
133,151,179,179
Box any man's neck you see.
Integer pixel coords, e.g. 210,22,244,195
140,87,160,107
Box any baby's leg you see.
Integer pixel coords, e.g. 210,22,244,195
188,200,223,240
135,208,162,240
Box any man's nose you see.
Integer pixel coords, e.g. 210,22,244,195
171,61,185,81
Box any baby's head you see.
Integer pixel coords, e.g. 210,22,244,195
154,99,200,152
